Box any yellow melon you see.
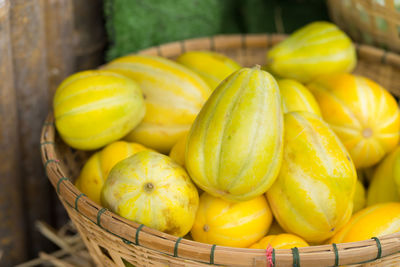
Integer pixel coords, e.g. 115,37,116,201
191,193,272,248
266,21,356,83
249,234,309,249
308,73,400,168
278,79,321,116
176,51,241,90
266,111,357,242
53,70,145,150
186,67,284,201
169,133,188,167
75,141,150,204
103,55,211,153
367,146,400,206
101,150,199,237
353,179,366,214
331,202,400,243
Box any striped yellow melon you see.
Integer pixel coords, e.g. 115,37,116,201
266,21,356,83
53,70,145,150
367,146,400,206
169,133,188,167
186,67,284,202
75,141,150,204
330,202,400,243
249,234,309,249
176,51,241,90
101,150,199,237
191,192,272,248
266,111,357,243
278,79,321,116
308,73,400,169
103,55,211,153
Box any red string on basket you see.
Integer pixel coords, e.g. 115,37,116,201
266,245,274,267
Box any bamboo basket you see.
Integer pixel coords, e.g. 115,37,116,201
327,0,400,53
41,34,400,267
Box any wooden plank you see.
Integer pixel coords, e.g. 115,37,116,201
44,0,75,96
0,0,27,265
43,0,75,230
73,0,106,70
9,0,52,258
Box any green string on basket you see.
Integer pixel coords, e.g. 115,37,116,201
96,208,107,228
135,224,144,245
291,247,300,267
372,237,382,260
174,237,182,257
44,159,60,176
210,244,217,265
56,177,69,195
272,248,276,266
74,193,86,212
332,243,339,266
40,141,55,146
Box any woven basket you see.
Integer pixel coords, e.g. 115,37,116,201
327,0,400,53
41,34,400,267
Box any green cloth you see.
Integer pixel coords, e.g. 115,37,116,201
104,0,329,61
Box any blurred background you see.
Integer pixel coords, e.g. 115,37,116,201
1,0,397,265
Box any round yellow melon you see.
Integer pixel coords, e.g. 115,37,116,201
101,150,199,237
53,70,145,150
278,79,321,116
308,73,400,169
330,202,400,243
367,146,400,206
103,55,211,153
176,51,241,90
186,67,283,202
75,141,150,204
353,179,366,214
266,111,357,243
266,21,356,83
191,193,272,248
169,133,188,167
249,234,309,249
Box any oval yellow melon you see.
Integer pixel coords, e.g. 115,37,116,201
176,51,241,90
169,133,188,167
278,79,321,116
353,179,366,214
191,193,272,248
266,111,357,242
53,70,145,150
101,150,199,237
367,146,400,206
330,202,400,243
186,67,284,202
75,141,150,204
103,55,211,153
308,73,400,168
249,234,309,249
266,21,356,83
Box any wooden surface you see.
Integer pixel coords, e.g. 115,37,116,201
10,0,53,258
0,0,106,265
0,0,27,265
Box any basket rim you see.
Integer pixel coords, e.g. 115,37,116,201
41,33,400,267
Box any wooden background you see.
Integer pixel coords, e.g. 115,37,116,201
0,0,106,265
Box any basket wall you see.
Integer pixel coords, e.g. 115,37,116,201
41,34,400,267
327,0,400,53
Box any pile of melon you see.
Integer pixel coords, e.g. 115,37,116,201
53,21,400,249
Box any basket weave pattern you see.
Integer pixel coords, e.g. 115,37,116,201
41,34,400,267
327,0,400,53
